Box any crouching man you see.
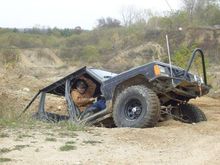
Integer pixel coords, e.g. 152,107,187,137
71,77,106,118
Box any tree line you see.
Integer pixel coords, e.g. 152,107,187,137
0,0,219,69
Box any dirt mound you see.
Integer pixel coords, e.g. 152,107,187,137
1,96,220,165
106,42,166,71
19,48,64,68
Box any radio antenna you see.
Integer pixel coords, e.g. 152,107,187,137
166,34,174,85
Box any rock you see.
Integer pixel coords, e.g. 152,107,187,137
23,87,30,92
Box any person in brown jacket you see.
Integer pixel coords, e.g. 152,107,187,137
71,76,106,118
71,76,96,112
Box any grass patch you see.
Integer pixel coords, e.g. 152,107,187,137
57,121,86,132
14,145,30,151
35,148,40,152
58,132,78,138
93,133,101,136
59,145,77,151
45,137,57,142
0,109,85,133
45,132,54,136
0,157,12,162
58,132,71,137
65,141,75,145
0,148,11,154
0,95,49,130
15,138,23,142
0,97,86,136
0,133,9,138
0,96,31,128
17,134,32,139
0,101,39,129
83,140,102,145
0,145,30,154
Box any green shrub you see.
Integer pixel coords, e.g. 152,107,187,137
59,145,77,151
172,44,200,67
0,158,12,162
0,48,19,67
80,45,100,62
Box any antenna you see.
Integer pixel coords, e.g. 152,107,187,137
166,34,174,86
164,0,173,12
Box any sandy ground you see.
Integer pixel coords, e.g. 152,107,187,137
0,97,220,165
0,52,220,165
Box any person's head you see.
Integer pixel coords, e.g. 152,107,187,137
75,79,88,94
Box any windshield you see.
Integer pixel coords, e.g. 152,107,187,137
88,68,117,81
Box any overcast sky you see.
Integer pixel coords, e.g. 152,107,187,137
0,0,182,29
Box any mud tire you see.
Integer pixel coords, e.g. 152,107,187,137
113,85,160,128
178,104,207,123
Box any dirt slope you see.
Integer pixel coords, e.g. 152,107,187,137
19,48,64,68
0,50,220,165
1,97,220,165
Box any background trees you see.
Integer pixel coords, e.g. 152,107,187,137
96,17,121,28
181,0,220,25
0,0,220,68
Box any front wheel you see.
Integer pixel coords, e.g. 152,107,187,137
113,85,160,128
178,104,207,123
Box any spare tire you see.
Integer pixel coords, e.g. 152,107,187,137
113,85,160,128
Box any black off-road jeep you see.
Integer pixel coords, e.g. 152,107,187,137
23,48,210,128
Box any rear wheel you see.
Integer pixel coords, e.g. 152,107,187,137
178,104,207,123
113,85,160,128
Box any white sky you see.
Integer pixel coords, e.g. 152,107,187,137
0,0,182,30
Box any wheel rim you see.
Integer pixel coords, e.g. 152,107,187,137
124,99,143,121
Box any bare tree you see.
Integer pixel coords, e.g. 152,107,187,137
182,0,220,24
121,6,136,26
182,0,196,22
97,17,121,28
120,6,152,26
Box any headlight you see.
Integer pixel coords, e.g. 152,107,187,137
158,65,166,73
154,65,167,76
193,75,204,84
200,77,204,84
194,75,198,81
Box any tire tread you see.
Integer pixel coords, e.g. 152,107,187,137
113,85,160,128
